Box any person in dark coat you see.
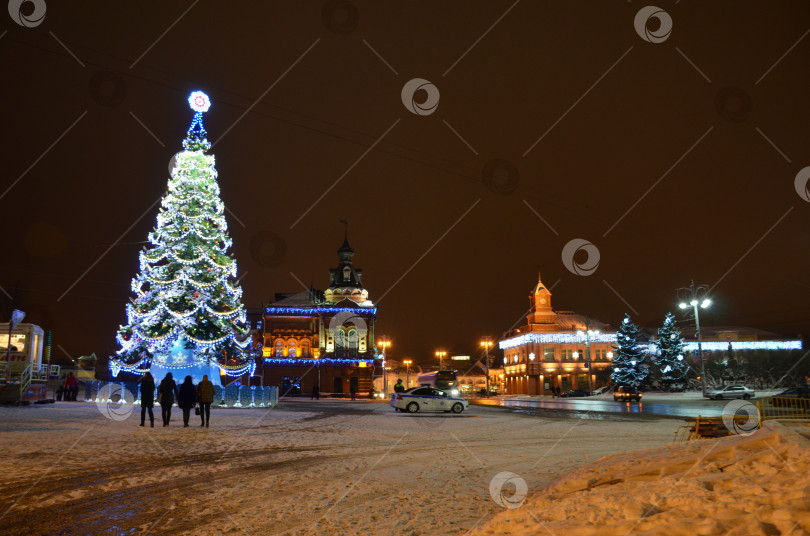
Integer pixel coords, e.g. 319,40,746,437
64,373,79,401
158,373,179,427
196,375,214,427
311,383,320,400
139,372,156,427
350,384,357,400
178,376,197,428
394,379,405,393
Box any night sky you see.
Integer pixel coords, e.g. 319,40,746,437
3,1,809,369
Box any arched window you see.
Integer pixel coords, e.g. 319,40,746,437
288,340,298,358
301,339,311,357
275,340,284,357
335,329,346,351
347,329,358,354
342,266,351,281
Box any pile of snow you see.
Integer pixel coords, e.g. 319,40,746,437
475,420,810,536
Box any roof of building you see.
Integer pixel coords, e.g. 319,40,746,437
270,290,319,308
553,311,612,332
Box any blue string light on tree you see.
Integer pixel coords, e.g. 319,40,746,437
184,91,211,152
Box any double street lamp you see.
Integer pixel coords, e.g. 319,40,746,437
678,280,711,397
377,336,392,394
403,359,412,388
435,350,447,369
480,337,494,395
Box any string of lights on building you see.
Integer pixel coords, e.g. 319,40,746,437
263,357,374,366
264,307,377,316
499,332,618,350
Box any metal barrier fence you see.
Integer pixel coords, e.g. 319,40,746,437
85,381,279,408
675,398,810,442
757,397,810,422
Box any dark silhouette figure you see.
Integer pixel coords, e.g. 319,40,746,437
555,386,561,398
139,372,155,427
311,384,320,400
178,375,197,428
394,379,405,393
158,373,179,427
350,384,357,400
369,387,375,399
196,374,214,427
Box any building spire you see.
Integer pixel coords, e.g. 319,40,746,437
340,219,348,243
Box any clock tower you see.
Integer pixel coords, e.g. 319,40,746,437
527,271,557,330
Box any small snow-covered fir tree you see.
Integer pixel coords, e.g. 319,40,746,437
611,314,648,386
109,91,252,384
654,312,688,386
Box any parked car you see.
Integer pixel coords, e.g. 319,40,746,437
704,385,755,400
613,385,642,402
390,387,468,414
765,387,810,407
560,389,591,398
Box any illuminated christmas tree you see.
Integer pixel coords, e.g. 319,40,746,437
109,91,253,385
611,314,648,386
653,312,688,385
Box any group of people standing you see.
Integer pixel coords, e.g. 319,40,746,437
138,372,215,428
58,372,79,401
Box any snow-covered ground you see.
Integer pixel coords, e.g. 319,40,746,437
0,400,806,535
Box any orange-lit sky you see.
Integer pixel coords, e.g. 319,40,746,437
3,1,809,368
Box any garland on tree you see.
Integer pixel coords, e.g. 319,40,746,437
611,314,648,386
110,91,253,378
653,312,688,384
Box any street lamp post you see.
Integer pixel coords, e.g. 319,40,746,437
435,350,447,369
315,354,320,392
377,337,392,394
678,280,711,398
403,359,412,388
577,321,599,394
480,337,494,395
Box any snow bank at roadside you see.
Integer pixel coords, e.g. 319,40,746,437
475,420,810,536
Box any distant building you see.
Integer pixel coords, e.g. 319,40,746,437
498,273,616,395
497,273,803,396
259,237,376,395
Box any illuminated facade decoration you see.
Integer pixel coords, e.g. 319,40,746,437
499,272,615,395
260,236,376,395
644,326,803,353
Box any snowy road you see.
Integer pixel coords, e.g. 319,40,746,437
0,400,679,536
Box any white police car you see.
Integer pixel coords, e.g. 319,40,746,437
390,386,468,414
